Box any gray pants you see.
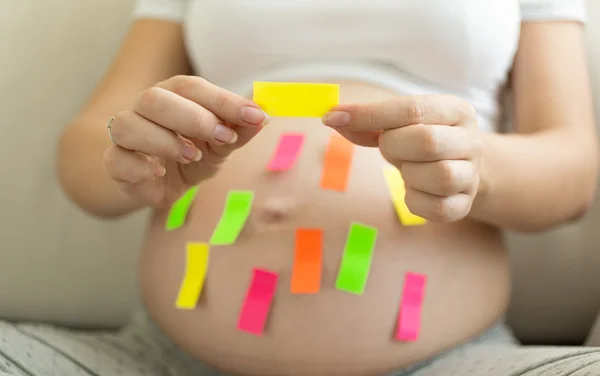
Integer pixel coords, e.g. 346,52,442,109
1,309,600,376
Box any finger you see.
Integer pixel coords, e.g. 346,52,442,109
379,124,477,162
219,122,264,150
323,94,475,131
157,75,267,127
193,138,232,167
167,124,264,189
118,180,163,208
178,130,262,185
405,188,473,222
192,121,263,163
335,129,381,147
110,111,202,163
400,160,476,196
134,87,239,145
177,137,232,186
103,146,164,184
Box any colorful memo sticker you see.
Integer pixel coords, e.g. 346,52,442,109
209,191,254,245
383,166,427,226
253,81,339,118
320,132,354,192
175,243,209,310
396,272,427,341
238,268,278,336
166,186,200,231
268,133,306,171
335,223,378,295
290,228,323,294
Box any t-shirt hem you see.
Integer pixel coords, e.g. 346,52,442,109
520,3,587,24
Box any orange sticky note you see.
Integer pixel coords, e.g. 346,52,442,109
320,133,354,192
290,229,323,294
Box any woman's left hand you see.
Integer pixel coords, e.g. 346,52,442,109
322,94,483,222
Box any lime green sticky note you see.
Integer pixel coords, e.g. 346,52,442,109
335,222,378,295
166,186,200,231
210,191,254,245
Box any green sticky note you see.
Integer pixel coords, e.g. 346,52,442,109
166,186,200,231
335,222,378,295
210,191,254,245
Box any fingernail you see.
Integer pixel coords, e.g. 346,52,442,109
182,143,202,161
323,111,351,127
261,113,270,126
214,124,238,144
241,106,266,125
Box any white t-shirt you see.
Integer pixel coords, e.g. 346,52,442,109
132,0,587,132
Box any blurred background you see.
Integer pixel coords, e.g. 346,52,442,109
1,0,600,347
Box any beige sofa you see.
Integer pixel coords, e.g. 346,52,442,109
2,0,600,347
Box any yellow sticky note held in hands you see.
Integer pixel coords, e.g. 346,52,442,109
253,81,339,117
175,243,210,310
383,166,427,226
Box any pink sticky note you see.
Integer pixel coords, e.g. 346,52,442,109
267,133,305,171
238,268,278,335
396,272,427,341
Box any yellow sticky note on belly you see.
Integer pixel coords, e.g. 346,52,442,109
253,81,339,117
175,243,209,310
383,166,427,226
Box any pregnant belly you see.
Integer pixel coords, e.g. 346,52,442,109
138,82,511,376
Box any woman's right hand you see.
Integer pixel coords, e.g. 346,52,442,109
103,75,267,209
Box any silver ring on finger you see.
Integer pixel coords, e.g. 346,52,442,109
107,116,116,144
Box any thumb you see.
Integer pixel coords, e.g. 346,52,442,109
335,129,381,147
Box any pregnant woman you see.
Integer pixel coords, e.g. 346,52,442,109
48,0,600,375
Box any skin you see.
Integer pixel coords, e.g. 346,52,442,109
58,17,597,376
103,75,268,206
138,96,510,375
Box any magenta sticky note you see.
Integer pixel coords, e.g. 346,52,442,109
267,133,305,171
238,268,278,335
396,272,427,341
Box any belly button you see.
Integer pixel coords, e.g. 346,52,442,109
256,197,296,225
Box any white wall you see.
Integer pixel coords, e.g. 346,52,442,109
0,0,143,328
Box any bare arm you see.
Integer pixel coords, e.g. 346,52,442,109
57,19,192,218
469,21,598,232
